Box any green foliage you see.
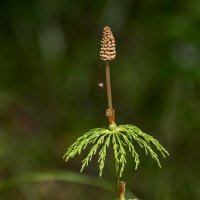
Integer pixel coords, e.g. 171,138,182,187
63,124,169,177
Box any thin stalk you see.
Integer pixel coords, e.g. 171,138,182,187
105,61,113,110
105,61,121,199
105,61,116,126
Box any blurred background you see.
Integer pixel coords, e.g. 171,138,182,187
0,0,200,199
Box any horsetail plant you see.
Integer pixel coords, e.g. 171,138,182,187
63,26,169,200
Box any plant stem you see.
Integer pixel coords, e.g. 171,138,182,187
105,61,113,110
105,61,116,126
118,181,126,200
105,61,121,199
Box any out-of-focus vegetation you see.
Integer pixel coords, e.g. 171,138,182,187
0,0,200,199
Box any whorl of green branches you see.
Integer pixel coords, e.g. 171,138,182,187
63,124,169,177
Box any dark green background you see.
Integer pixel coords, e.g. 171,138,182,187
0,0,200,199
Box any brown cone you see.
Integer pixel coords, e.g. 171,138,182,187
100,26,116,61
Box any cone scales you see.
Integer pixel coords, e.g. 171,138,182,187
100,26,116,61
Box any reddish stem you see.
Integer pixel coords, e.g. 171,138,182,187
105,61,115,125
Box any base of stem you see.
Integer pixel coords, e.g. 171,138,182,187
118,181,126,200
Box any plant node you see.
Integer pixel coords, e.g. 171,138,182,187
118,181,126,200
106,108,116,126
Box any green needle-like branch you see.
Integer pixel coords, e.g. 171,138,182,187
63,124,169,178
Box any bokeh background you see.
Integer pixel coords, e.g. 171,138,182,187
0,0,200,199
